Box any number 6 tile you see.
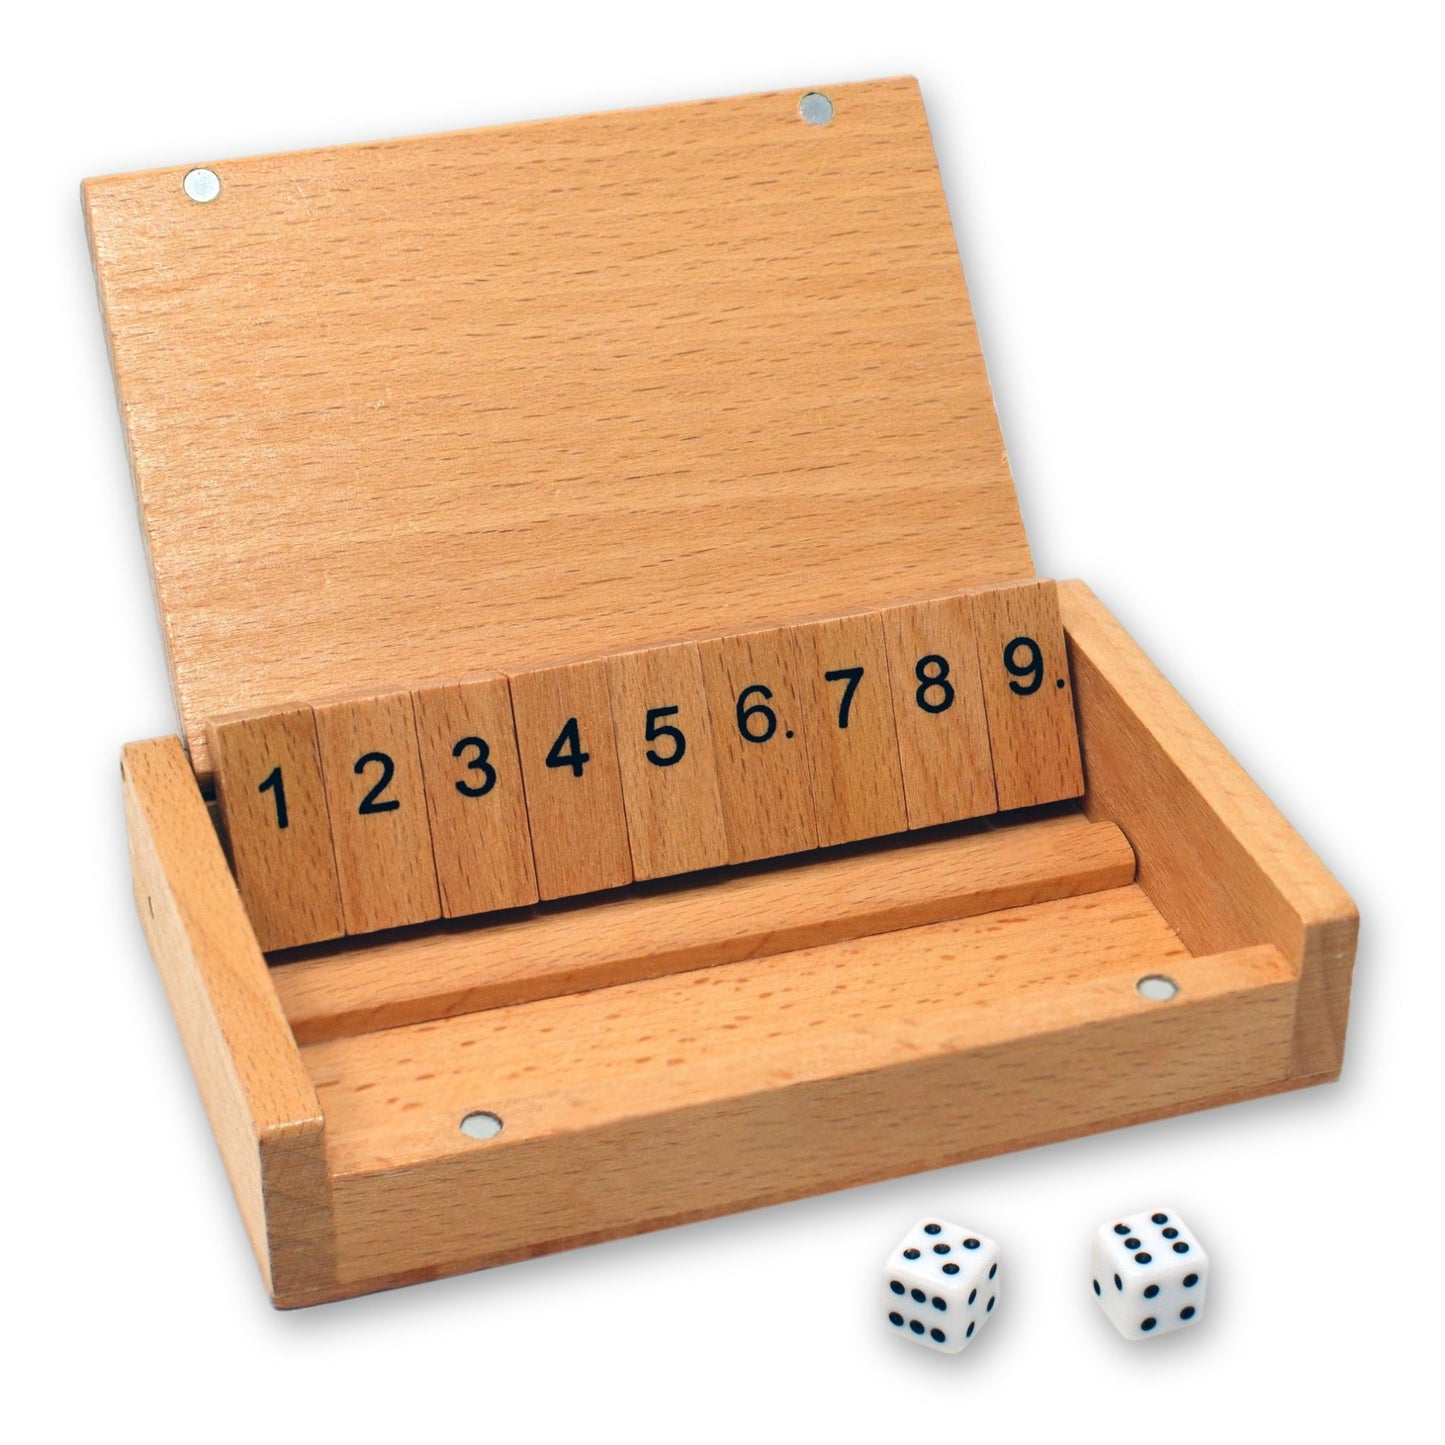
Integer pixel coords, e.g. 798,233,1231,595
698,627,818,865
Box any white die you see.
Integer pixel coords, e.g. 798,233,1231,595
1090,1207,1208,1340
883,1218,999,1354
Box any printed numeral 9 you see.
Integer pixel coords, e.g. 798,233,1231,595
1003,637,1044,696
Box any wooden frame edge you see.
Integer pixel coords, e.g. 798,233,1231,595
121,738,335,1302
1059,580,1359,1080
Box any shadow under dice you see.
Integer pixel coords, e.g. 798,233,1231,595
883,1218,999,1354
1091,1207,1208,1340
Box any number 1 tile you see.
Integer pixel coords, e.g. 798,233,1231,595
207,703,345,951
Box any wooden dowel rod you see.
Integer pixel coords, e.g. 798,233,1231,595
274,810,1135,1043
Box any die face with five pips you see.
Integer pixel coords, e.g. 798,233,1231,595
883,1219,999,1354
1090,1207,1207,1340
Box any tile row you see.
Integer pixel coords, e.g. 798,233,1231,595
208,579,1084,951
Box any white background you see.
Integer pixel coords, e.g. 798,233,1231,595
4,2,1440,1439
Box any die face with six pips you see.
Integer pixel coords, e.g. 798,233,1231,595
1090,1207,1208,1340
883,1218,999,1354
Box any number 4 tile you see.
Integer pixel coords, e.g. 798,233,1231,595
508,658,634,899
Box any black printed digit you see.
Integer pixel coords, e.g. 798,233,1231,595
1004,637,1044,696
452,736,498,797
644,705,686,767
735,684,778,744
824,666,864,729
914,654,955,714
545,717,590,777
258,766,289,829
355,751,400,813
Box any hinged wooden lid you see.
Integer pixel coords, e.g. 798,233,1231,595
84,77,1031,779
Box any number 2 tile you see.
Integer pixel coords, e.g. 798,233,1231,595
508,658,634,899
787,612,908,848
312,688,443,934
412,675,539,917
605,642,728,881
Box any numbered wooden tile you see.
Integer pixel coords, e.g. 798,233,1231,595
207,704,345,951
968,579,1085,810
698,627,818,864
509,659,634,899
880,595,998,828
412,676,539,917
788,612,908,847
606,642,729,881
313,689,442,934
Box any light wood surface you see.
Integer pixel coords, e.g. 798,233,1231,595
412,676,538,917
84,77,1031,781
272,812,1136,1041
789,612,908,847
304,896,1295,1294
206,704,344,950
312,689,441,933
606,642,729,880
118,589,1358,1307
880,594,997,828
121,738,332,1301
1059,581,1358,1081
699,626,819,863
971,579,1085,809
509,658,633,899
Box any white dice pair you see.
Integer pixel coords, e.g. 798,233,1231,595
884,1207,1208,1353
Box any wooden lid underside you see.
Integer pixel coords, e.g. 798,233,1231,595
84,77,1031,778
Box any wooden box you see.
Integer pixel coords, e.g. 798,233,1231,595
85,78,1357,1307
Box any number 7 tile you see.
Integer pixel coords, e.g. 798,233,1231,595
787,612,908,847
